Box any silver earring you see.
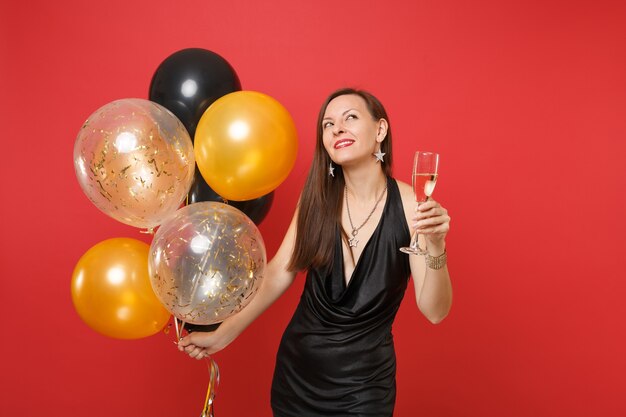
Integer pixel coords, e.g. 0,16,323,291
373,146,385,163
329,161,335,177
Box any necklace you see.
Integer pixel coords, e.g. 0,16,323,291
344,184,387,248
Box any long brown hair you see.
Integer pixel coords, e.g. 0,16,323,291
287,88,394,272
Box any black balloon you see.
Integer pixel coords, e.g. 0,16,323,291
184,322,221,333
149,48,241,137
188,169,274,225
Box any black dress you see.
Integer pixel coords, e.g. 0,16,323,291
271,177,412,417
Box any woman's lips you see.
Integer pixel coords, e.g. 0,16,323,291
334,139,355,149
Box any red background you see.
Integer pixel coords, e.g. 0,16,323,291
1,1,625,416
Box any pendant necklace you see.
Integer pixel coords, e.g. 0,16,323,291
344,184,387,248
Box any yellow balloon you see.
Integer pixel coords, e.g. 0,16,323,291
194,91,298,201
71,238,170,339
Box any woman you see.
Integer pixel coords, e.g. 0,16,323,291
179,88,452,416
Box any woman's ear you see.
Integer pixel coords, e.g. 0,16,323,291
376,119,389,143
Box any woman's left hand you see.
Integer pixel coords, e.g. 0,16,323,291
413,199,450,250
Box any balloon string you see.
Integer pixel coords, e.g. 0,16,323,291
180,320,186,340
169,318,217,416
200,357,220,417
171,317,187,344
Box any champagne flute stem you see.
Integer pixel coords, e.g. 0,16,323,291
412,198,429,253
409,228,419,250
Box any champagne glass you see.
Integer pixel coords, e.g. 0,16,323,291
400,151,439,255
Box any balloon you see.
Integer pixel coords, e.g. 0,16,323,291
149,202,266,325
149,48,241,137
194,91,298,201
71,238,170,339
187,169,274,225
74,98,195,230
184,322,221,333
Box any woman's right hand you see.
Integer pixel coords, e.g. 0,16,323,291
178,330,233,359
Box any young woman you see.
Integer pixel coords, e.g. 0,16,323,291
179,88,452,416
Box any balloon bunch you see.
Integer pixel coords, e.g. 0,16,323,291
71,48,298,342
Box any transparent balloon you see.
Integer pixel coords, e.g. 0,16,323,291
149,202,266,325
74,98,195,230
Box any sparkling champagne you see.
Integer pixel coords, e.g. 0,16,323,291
413,173,438,202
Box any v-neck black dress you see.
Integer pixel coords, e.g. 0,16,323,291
271,177,412,417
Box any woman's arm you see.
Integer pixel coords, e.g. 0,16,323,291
179,208,299,359
398,181,453,324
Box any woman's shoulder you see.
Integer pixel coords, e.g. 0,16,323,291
393,178,413,199
391,178,415,220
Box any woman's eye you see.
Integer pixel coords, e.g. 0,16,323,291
346,114,357,121
323,122,333,129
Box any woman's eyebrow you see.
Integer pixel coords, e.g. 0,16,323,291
323,108,358,121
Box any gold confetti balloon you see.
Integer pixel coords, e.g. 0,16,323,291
74,99,195,230
148,202,266,325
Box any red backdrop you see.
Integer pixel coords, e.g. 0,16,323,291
1,1,625,416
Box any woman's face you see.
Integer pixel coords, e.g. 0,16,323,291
322,94,386,167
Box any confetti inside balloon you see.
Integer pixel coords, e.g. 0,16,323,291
148,202,266,325
73,98,195,230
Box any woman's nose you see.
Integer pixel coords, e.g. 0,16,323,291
332,123,345,135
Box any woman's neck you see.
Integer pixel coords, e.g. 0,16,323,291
343,165,387,203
